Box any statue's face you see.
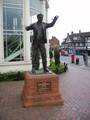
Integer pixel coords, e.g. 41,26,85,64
37,14,43,22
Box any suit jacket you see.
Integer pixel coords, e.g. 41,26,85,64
26,18,57,45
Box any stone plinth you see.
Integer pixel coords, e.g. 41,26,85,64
22,72,64,107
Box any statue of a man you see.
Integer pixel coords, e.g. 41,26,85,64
26,13,59,73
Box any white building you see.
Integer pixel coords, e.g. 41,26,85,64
0,0,49,73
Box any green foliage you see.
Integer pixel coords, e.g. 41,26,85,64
49,50,53,59
49,61,66,74
0,71,24,82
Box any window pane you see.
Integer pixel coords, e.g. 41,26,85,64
30,0,42,16
4,34,23,62
3,0,23,4
3,7,23,30
30,0,41,11
3,0,24,62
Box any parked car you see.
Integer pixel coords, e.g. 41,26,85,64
60,50,69,56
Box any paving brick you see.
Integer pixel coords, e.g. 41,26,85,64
0,65,90,120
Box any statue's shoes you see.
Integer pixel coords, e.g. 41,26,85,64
44,68,49,73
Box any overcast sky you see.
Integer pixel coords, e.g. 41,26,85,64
48,0,90,44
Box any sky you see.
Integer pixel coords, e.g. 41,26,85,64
48,0,90,44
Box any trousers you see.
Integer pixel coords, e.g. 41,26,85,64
32,43,47,70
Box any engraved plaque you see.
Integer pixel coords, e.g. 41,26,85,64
37,81,51,93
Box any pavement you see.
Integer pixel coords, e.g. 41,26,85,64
0,65,90,120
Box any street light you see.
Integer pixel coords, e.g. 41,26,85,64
85,41,88,66
85,42,88,53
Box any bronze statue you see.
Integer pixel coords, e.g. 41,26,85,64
25,13,59,73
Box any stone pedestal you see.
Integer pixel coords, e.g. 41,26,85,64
22,72,64,107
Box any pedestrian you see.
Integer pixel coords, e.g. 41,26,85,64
83,52,88,66
25,13,59,73
54,47,60,65
49,48,54,66
64,62,68,72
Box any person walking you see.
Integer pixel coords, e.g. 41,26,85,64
83,52,88,66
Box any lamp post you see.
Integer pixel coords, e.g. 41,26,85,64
85,42,88,66
86,42,88,53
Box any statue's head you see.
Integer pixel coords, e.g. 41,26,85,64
37,13,43,22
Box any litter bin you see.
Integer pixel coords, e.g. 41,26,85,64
76,58,79,64
71,55,75,63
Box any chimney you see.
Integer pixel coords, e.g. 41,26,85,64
79,30,81,33
71,31,73,35
67,33,69,36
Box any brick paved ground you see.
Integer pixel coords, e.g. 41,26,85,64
0,65,90,120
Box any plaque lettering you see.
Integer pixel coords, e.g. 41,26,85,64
37,81,51,93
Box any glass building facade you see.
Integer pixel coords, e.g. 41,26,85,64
3,0,24,61
3,0,46,62
0,0,48,72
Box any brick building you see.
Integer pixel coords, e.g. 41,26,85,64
49,36,60,49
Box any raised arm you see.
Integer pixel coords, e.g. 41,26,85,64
46,15,59,28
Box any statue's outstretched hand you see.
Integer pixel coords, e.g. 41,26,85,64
54,15,59,21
